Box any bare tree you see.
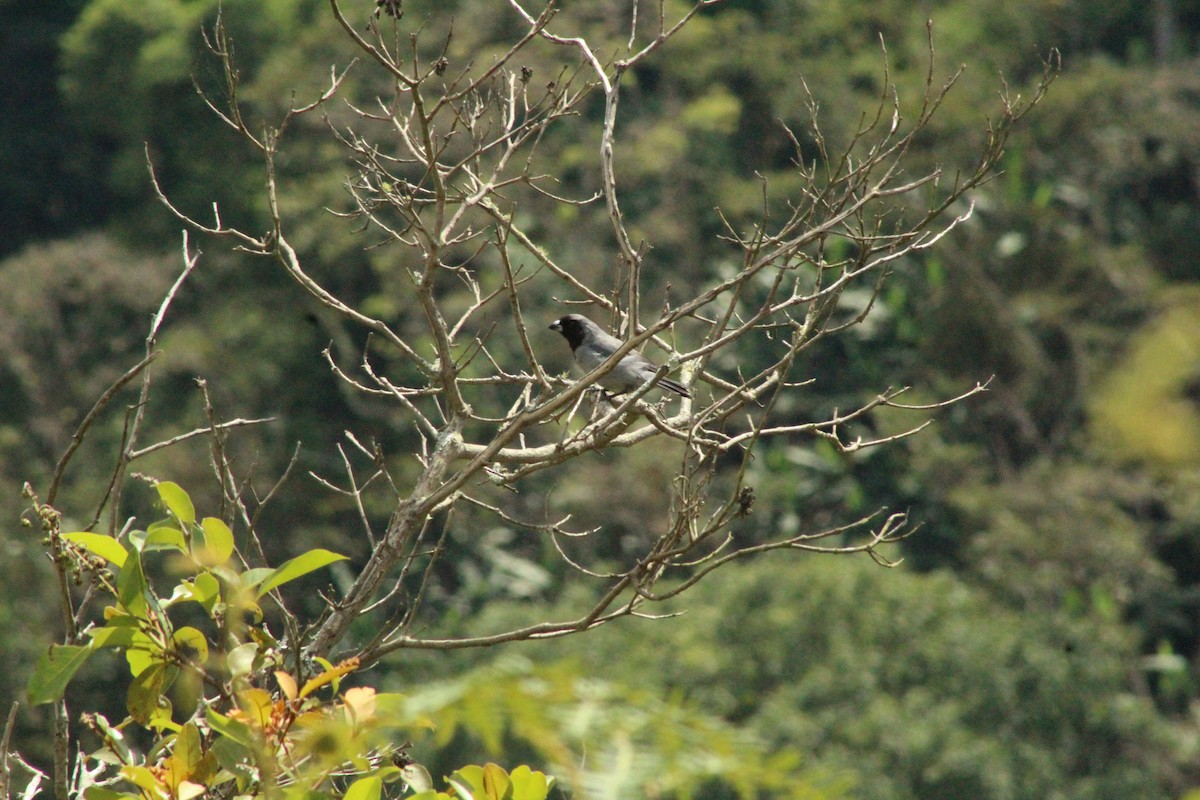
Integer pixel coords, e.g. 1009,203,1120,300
144,0,1057,667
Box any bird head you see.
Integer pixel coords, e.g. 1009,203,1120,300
548,314,593,350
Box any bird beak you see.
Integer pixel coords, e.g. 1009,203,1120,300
548,320,561,331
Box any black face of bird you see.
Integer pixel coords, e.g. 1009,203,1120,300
548,315,589,350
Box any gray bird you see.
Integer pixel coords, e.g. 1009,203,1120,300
549,314,690,398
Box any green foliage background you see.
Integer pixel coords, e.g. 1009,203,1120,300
5,0,1200,797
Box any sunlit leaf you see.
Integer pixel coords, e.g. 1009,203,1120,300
174,722,204,774
199,517,235,563
192,572,221,609
482,763,512,800
275,670,298,701
89,617,140,649
343,775,382,800
142,525,187,553
177,782,206,800
509,766,554,800
447,765,486,799
256,549,347,598
27,644,93,705
226,642,258,679
157,481,195,528
206,708,258,749
167,572,222,612
88,713,132,763
147,695,178,732
239,567,275,589
237,688,274,730
172,627,209,664
124,633,158,677
343,686,376,723
300,657,360,698
119,766,161,794
127,662,167,725
82,787,137,800
62,532,128,567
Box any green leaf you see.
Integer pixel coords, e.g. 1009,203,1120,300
125,631,159,677
226,642,258,678
146,693,177,732
192,571,221,606
509,766,554,800
27,644,93,705
166,571,221,612
83,787,139,800
239,567,275,590
255,549,347,598
127,662,167,724
206,708,258,749
89,712,133,763
172,626,209,664
117,549,149,618
174,722,203,774
199,517,235,563
90,617,141,649
157,481,195,528
210,735,255,782
482,763,512,800
447,765,486,799
142,525,188,553
119,766,160,794
343,775,382,800
177,783,205,800
62,532,128,567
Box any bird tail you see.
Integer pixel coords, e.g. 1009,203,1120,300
658,377,691,399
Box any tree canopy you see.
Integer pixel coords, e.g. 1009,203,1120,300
4,1,1200,798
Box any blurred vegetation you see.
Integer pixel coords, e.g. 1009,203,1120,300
6,0,1200,797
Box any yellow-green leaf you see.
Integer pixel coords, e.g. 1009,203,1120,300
62,532,128,567
239,567,274,590
275,670,298,701
116,549,149,618
509,766,554,800
157,481,195,528
125,632,158,678
82,787,138,800
255,549,347,598
447,765,486,799
343,775,382,800
226,642,258,679
127,662,168,725
199,517,235,563
237,688,273,730
299,658,359,698
177,782,205,800
90,617,140,649
142,525,187,553
119,766,161,794
146,698,178,732
173,722,203,774
206,708,258,749
172,627,209,664
482,763,512,800
167,572,221,613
